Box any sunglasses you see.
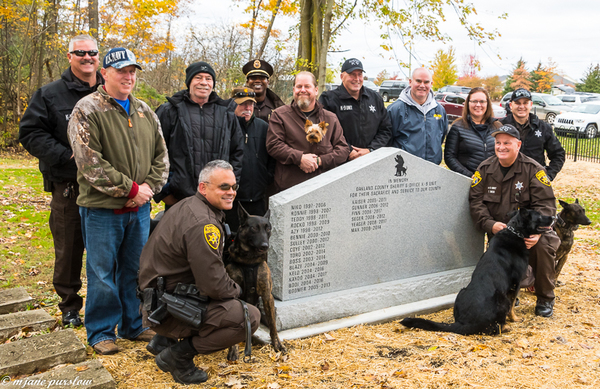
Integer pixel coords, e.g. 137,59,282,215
203,182,239,191
234,91,256,98
70,50,99,57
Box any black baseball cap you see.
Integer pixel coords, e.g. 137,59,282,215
491,124,521,140
510,88,532,102
341,58,364,73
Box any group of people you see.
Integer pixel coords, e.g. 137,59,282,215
18,33,565,385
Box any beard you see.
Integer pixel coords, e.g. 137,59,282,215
297,96,312,111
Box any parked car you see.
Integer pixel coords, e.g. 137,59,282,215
363,80,380,93
554,101,600,138
437,85,471,95
499,92,512,111
378,80,408,102
499,92,572,124
436,92,506,121
435,93,465,121
556,94,600,105
323,83,340,92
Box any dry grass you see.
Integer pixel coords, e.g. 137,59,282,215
65,160,599,389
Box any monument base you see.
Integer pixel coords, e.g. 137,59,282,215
254,293,458,343
254,267,474,342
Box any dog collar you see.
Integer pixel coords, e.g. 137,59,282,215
555,215,566,228
506,225,525,239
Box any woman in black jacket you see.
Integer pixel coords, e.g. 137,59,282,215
444,87,501,177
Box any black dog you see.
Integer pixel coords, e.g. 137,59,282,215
401,208,555,335
225,205,284,361
554,199,592,282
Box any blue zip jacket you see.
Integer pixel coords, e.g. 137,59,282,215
387,87,448,164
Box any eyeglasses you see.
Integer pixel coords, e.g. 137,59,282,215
70,50,99,57
203,182,239,191
469,100,487,105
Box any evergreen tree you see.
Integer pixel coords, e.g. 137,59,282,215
576,63,600,93
503,58,531,94
529,62,543,92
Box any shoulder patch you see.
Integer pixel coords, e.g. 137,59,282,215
204,224,221,250
471,171,482,187
536,170,551,187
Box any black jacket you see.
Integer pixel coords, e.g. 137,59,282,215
501,113,565,180
444,117,500,177
19,68,103,187
155,90,244,202
236,115,275,202
319,85,392,151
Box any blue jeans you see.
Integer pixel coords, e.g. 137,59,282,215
80,203,150,346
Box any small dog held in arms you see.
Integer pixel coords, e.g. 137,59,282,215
554,199,592,283
304,119,328,144
401,208,555,335
225,205,284,361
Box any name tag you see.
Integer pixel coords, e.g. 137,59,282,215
340,105,352,111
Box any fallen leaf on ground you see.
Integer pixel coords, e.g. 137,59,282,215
324,333,336,341
224,376,242,387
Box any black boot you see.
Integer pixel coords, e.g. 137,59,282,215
146,334,176,355
155,337,208,384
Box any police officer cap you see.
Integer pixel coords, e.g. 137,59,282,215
491,124,521,140
231,86,256,105
243,59,273,79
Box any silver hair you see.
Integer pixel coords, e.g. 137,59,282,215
68,35,98,52
198,160,234,185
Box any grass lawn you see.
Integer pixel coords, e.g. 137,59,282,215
0,153,164,317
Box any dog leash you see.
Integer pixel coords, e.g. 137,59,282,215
238,299,253,362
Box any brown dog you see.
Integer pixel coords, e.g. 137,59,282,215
554,199,592,282
225,205,284,361
304,119,328,144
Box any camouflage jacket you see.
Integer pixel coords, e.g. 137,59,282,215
68,86,169,209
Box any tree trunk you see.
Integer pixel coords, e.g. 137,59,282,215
316,0,333,92
298,0,313,71
256,0,282,59
89,0,98,39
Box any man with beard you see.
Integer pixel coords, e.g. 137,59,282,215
19,34,104,328
319,58,392,160
266,71,349,192
224,86,275,231
154,62,244,209
242,59,285,122
387,67,447,164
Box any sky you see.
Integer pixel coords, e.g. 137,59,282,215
188,0,599,83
